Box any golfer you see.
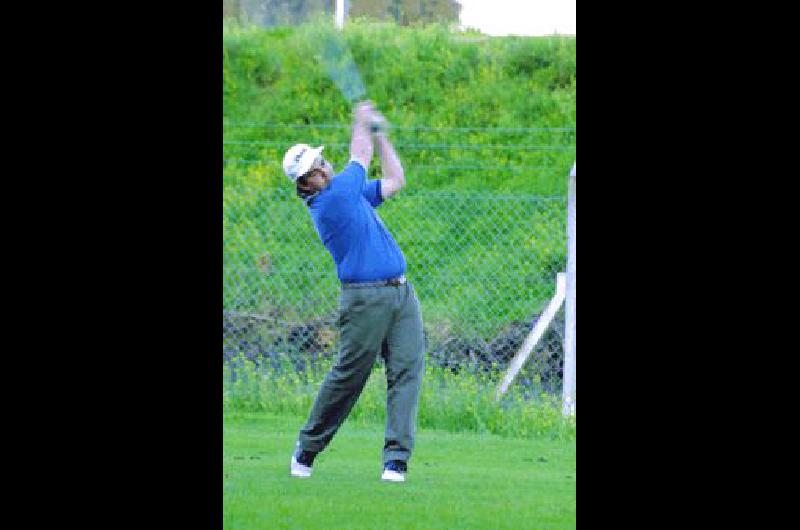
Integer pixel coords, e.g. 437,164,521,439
282,101,425,483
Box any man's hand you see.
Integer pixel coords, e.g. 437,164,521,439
354,100,376,125
370,111,388,134
354,100,387,132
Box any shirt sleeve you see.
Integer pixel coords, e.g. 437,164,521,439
331,159,367,197
362,179,384,208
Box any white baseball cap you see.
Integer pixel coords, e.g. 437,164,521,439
282,143,324,183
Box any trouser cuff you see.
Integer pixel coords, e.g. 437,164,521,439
383,450,410,464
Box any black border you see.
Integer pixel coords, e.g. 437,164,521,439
46,4,223,528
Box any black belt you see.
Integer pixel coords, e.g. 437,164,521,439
342,275,407,289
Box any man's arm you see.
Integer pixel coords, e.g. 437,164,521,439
350,101,374,170
374,131,405,199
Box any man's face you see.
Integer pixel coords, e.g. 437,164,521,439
301,156,333,192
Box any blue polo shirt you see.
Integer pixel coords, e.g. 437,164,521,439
306,160,406,283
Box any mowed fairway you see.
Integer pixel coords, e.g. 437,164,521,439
224,414,576,529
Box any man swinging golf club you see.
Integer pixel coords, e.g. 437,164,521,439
282,101,425,483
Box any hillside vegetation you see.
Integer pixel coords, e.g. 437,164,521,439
223,20,576,194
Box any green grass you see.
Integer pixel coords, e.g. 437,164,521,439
224,359,576,441
224,413,576,529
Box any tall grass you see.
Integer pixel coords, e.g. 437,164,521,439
223,355,575,440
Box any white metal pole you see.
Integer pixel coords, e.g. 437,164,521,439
335,0,345,29
562,162,576,416
497,273,567,399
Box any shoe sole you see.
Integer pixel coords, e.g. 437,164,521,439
381,469,406,482
290,456,312,478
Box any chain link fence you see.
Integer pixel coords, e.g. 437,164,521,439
223,182,567,395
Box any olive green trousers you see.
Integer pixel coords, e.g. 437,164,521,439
297,281,425,464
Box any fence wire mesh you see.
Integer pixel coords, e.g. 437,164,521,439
224,181,567,395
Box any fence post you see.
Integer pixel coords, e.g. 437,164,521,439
496,272,566,399
335,0,345,28
563,162,576,416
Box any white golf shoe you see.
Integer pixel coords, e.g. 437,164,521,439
290,445,316,478
381,460,407,482
290,455,313,478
